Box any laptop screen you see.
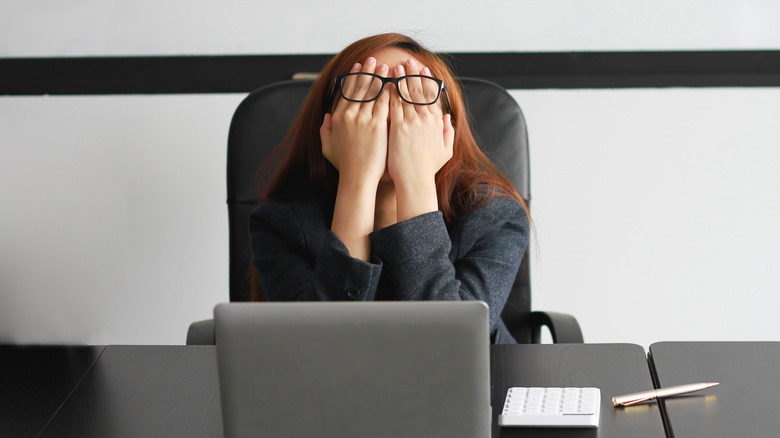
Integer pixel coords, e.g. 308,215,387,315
214,301,491,438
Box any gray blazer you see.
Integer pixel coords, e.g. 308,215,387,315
249,187,529,344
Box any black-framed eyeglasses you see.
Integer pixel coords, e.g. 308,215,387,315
329,72,452,115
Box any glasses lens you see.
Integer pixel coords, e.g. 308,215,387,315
339,73,383,102
398,76,441,104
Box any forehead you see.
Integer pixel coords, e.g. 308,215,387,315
370,47,422,68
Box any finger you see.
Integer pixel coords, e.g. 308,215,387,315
443,114,455,158
336,63,363,114
395,64,416,119
355,57,379,108
421,67,442,116
320,113,332,158
373,64,391,119
404,59,427,111
340,62,362,98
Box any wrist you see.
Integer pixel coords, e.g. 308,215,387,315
332,179,378,262
394,177,439,222
337,173,380,201
338,166,383,190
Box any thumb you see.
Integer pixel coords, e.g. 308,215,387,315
320,113,332,151
443,114,455,157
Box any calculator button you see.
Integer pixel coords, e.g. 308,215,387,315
499,387,600,428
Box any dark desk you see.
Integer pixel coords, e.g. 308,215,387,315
492,344,665,438
649,341,780,438
37,346,223,438
3,344,664,438
0,345,105,438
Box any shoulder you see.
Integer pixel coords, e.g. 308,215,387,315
446,190,528,271
460,188,528,230
449,189,529,251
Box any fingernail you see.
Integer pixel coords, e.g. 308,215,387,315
396,65,404,74
367,57,376,65
422,67,431,75
379,64,388,72
407,59,416,67
352,63,361,72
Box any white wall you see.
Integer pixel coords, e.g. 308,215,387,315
1,1,779,346
0,94,243,344
516,87,780,347
3,0,780,56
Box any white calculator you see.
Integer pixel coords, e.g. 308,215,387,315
498,387,601,428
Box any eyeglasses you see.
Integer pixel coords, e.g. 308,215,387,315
330,72,452,115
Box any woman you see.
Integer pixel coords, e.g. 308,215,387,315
249,33,529,344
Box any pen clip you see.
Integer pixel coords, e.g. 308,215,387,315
621,396,653,406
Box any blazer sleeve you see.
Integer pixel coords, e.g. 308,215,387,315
369,195,528,332
249,199,383,301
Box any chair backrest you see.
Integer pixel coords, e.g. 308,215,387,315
226,78,534,342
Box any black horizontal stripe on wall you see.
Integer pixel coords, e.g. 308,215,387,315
1,51,779,95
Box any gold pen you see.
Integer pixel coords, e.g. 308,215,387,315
612,382,719,407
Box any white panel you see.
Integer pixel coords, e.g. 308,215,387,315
0,94,244,344
513,87,780,348
1,0,779,56
1,88,778,346
2,0,780,346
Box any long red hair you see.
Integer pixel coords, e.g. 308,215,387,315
251,33,527,300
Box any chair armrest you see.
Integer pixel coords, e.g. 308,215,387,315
186,319,215,345
528,311,584,343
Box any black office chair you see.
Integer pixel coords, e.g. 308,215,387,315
187,77,583,345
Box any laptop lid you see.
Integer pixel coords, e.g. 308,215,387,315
214,301,491,438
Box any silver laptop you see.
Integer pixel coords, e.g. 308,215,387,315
214,301,491,438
